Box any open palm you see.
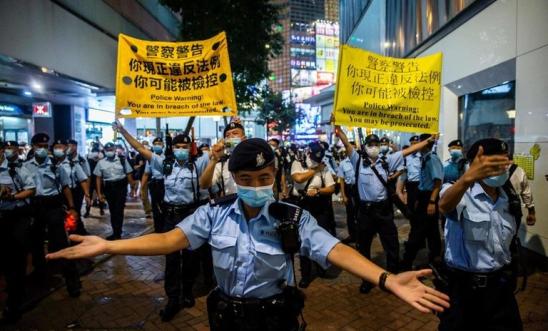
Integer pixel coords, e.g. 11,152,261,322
389,269,450,313
46,235,109,260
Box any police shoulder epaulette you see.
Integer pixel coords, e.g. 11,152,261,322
210,193,238,206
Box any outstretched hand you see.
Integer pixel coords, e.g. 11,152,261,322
46,235,109,260
386,269,450,314
463,146,512,183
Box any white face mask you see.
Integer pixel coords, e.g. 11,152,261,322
366,146,380,159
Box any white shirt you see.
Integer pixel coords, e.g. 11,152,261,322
510,165,534,208
290,161,335,196
212,159,237,195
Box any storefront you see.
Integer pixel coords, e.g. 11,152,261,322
0,102,32,143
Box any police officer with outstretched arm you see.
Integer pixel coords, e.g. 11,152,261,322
47,138,450,331
437,138,521,330
114,121,211,322
145,137,166,232
0,141,36,324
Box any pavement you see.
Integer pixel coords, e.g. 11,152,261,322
1,198,547,330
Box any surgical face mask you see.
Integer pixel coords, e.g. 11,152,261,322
236,184,274,208
225,137,241,154
105,151,115,158
450,149,463,161
153,145,163,154
174,148,189,161
366,146,380,159
53,148,65,158
482,171,509,188
380,145,389,154
4,149,15,159
306,155,319,168
35,148,48,159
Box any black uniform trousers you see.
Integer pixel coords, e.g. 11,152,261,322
356,199,399,282
343,183,358,241
71,185,87,234
31,196,81,290
402,190,442,268
148,178,165,233
438,268,522,331
86,174,104,214
298,195,335,281
103,178,128,238
0,208,31,312
163,201,213,302
404,181,424,249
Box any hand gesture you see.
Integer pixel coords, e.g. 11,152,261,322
313,163,325,172
306,188,319,197
46,235,108,260
112,120,124,133
85,195,92,208
463,146,512,183
211,139,225,160
427,202,437,216
387,269,450,313
526,213,536,226
99,195,107,204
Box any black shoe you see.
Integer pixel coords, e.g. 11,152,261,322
160,299,181,322
359,281,374,294
181,296,195,308
298,279,310,289
106,234,120,241
83,212,90,218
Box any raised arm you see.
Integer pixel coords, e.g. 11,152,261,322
401,135,437,157
46,228,189,260
113,120,153,160
199,140,224,190
334,124,354,158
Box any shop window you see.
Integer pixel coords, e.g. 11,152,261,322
458,81,515,155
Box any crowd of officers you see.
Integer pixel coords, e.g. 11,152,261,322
0,118,536,330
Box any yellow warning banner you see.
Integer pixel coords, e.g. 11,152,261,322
115,32,237,118
333,46,442,133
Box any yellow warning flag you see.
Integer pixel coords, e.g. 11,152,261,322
334,46,442,134
115,32,237,118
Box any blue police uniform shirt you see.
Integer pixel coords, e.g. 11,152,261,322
24,157,72,196
177,198,340,299
418,151,444,191
405,152,421,182
0,160,36,210
443,158,468,184
349,149,404,202
60,159,88,189
146,154,165,180
150,153,209,205
70,154,91,177
336,157,355,185
93,155,132,182
322,155,338,176
441,183,516,272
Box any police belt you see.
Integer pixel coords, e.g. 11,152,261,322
104,178,128,188
359,199,391,209
447,265,512,289
149,178,164,184
162,200,207,214
32,194,64,208
0,205,28,219
213,287,287,316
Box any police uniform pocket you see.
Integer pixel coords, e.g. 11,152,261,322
210,235,237,270
253,241,287,280
463,211,490,242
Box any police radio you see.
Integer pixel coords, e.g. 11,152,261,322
163,123,174,176
269,202,302,254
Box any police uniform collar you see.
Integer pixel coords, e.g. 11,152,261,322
470,182,508,202
231,198,273,222
32,157,52,166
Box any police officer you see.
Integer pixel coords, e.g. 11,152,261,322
55,139,92,235
25,133,81,297
200,122,246,196
49,138,450,330
94,141,134,240
337,141,358,243
84,143,104,217
401,134,444,270
438,138,521,330
291,141,336,288
336,126,435,293
144,137,166,233
268,138,289,200
0,141,35,323
403,136,421,216
379,136,393,156
443,139,467,184
114,122,211,321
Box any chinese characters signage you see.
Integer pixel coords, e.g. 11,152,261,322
115,32,237,118
334,46,442,134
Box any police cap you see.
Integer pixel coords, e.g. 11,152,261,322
223,122,244,137
467,138,509,160
380,137,390,144
228,138,275,172
104,142,115,149
448,139,463,148
268,138,280,146
172,134,191,145
365,134,380,145
5,141,18,148
308,141,325,162
409,135,419,143
152,137,163,144
31,133,50,144
52,139,66,146
419,134,432,141
67,139,78,145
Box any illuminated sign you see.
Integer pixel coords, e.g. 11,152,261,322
32,102,52,118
